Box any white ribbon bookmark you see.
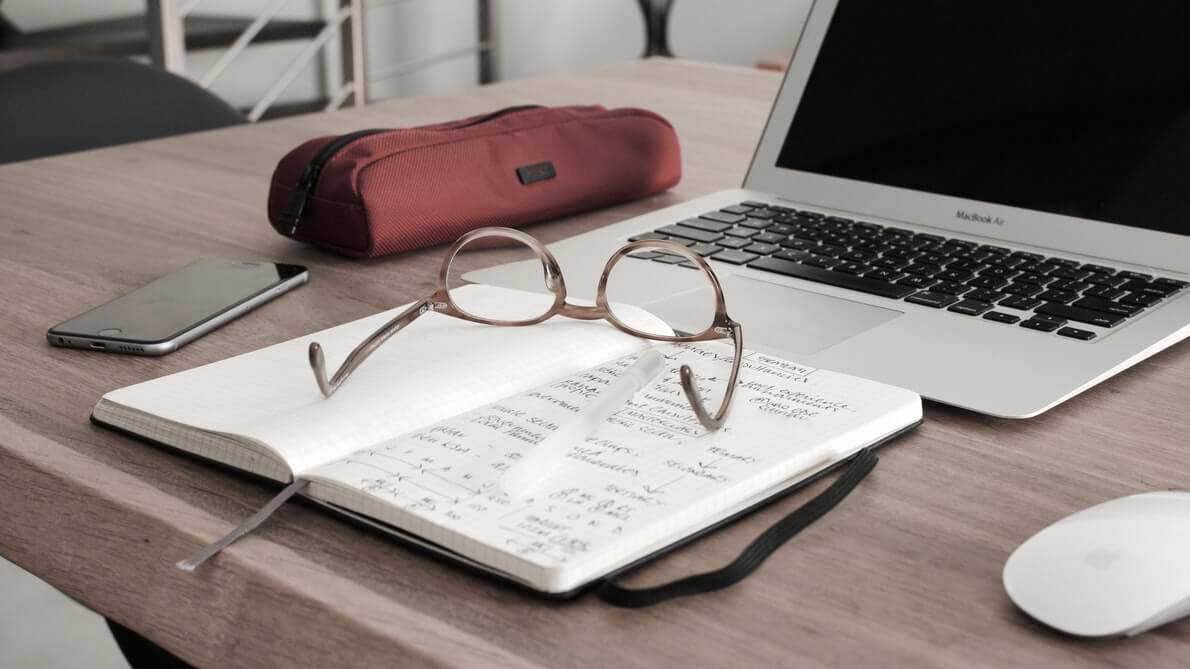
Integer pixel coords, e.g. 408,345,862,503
176,479,309,572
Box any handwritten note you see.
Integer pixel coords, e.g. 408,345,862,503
304,342,919,590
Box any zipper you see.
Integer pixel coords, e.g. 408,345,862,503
279,105,544,236
279,128,385,235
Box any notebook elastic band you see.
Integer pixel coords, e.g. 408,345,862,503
176,479,309,572
595,448,878,608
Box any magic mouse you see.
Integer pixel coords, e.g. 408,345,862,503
1003,491,1190,637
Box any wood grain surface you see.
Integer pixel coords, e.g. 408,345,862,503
2,58,1189,668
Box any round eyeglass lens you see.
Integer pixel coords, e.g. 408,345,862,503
603,244,717,338
445,232,556,323
604,244,733,425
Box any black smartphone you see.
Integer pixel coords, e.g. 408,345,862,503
46,258,309,355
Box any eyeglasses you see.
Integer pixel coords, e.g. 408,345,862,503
308,227,743,430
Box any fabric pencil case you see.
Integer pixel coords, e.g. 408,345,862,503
267,104,681,258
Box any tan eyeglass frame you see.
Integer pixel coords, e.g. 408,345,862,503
309,227,743,430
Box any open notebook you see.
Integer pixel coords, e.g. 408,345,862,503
93,284,922,595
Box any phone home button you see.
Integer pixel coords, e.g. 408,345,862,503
98,328,122,336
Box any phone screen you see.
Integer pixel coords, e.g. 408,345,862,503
50,259,307,344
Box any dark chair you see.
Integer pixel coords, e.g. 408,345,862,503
0,57,239,667
0,58,244,164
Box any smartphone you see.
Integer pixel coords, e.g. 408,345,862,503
47,258,309,355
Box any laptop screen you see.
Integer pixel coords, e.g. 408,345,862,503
776,1,1190,237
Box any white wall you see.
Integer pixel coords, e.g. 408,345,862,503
4,0,810,109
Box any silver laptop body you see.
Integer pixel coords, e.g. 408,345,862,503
468,0,1190,418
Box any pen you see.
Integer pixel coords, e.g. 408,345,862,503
501,349,665,497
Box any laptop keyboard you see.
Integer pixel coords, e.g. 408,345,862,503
628,201,1187,341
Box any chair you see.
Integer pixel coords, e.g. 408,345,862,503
0,57,244,164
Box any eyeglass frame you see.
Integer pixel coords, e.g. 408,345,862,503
308,226,743,430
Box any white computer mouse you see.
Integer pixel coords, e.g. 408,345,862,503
1003,491,1190,637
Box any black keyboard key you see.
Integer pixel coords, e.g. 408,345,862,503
1036,303,1124,328
1154,277,1189,290
740,200,770,208
678,261,701,270
905,262,944,277
773,248,811,262
803,254,842,269
656,224,724,244
652,254,687,265
1084,273,1126,287
930,280,970,295
1057,327,1097,341
965,288,1007,303
872,256,910,270
835,262,871,275
1081,263,1116,275
710,249,759,265
1047,279,1090,293
1073,296,1143,317
747,257,917,298
905,291,960,308
914,232,945,243
723,226,758,238
748,208,780,220
979,266,1020,279
983,311,1021,324
1138,281,1183,296
979,244,1011,255
767,223,796,236
985,255,1024,269
629,232,670,242
1083,285,1126,300
744,242,781,256
780,238,818,252
739,217,774,229
896,275,938,289
937,269,975,283
1013,272,1051,286
1046,257,1081,268
716,236,752,249
628,250,662,260
1121,291,1163,307
1036,288,1079,304
1117,270,1153,281
999,295,1043,311
700,211,746,224
1004,282,1044,297
1020,317,1064,332
1010,251,1045,262
946,259,986,272
1017,261,1060,275
839,249,878,263
968,276,1010,290
751,231,787,244
688,243,725,257
885,227,915,236
720,205,752,215
679,217,734,233
948,299,993,316
865,268,906,283
816,243,847,257
1048,267,1091,280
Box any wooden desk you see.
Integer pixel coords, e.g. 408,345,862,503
2,59,1189,668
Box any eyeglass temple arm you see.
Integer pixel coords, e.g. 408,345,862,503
310,298,432,397
678,322,743,431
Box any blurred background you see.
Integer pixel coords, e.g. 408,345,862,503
0,0,807,666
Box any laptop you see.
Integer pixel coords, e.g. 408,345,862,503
467,0,1190,418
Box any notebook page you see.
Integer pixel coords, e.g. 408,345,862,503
303,343,921,592
96,285,664,476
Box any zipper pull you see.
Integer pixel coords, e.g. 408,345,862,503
280,164,316,235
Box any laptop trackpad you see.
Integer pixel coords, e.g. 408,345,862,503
644,274,903,356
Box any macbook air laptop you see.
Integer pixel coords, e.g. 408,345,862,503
467,0,1190,418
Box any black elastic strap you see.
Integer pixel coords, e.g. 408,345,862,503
595,448,878,608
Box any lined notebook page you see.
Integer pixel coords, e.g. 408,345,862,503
94,285,663,477
303,343,922,592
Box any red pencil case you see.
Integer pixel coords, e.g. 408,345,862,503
267,104,681,258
